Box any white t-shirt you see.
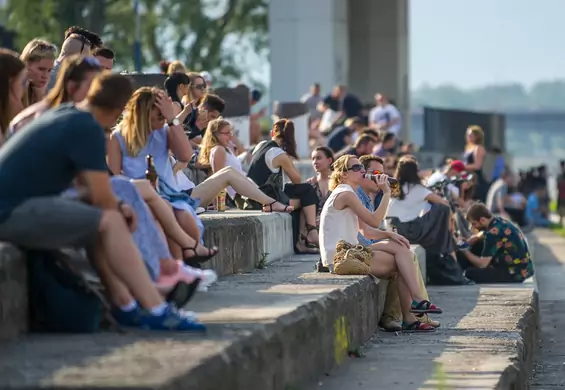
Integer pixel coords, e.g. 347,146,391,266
253,140,290,183
386,184,432,222
369,104,402,136
426,171,459,198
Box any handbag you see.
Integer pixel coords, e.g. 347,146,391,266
426,252,470,285
244,170,289,210
333,240,373,275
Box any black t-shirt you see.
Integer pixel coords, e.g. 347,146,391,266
0,104,107,219
326,125,351,153
323,93,363,118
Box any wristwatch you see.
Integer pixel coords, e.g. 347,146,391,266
168,118,181,127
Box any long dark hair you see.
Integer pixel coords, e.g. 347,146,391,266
394,155,421,200
164,72,190,104
272,118,298,159
0,49,25,134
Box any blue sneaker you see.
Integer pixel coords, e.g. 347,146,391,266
138,304,207,332
113,306,143,327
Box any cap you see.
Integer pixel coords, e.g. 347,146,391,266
449,160,465,173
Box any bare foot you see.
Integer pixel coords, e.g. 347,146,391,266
182,244,219,259
262,201,294,213
306,228,319,245
295,241,319,254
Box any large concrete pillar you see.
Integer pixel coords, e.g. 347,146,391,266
347,0,410,141
269,0,348,102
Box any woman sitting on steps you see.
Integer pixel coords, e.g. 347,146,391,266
319,154,443,333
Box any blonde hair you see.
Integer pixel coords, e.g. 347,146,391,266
185,72,206,103
329,154,355,191
466,125,485,148
198,117,232,165
20,39,57,107
20,39,57,64
119,86,159,156
167,60,188,75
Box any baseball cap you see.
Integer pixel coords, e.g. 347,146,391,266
449,160,465,173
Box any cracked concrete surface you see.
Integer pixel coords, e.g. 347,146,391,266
530,230,565,389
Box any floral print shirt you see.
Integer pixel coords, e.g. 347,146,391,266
482,217,534,281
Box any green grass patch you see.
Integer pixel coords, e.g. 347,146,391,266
550,224,565,238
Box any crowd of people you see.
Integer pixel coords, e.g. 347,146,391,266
0,25,553,336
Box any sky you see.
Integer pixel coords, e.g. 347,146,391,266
410,0,565,89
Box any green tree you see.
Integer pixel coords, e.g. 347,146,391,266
6,0,268,85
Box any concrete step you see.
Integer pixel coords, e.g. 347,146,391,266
306,236,541,390
0,254,388,390
0,211,294,341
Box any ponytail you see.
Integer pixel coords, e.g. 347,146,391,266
272,119,298,159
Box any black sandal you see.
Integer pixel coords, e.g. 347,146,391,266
165,279,201,308
300,224,319,249
262,201,292,213
182,243,218,268
401,320,436,333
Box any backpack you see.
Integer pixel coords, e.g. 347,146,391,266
27,250,115,333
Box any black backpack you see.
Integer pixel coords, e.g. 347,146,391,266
27,250,116,333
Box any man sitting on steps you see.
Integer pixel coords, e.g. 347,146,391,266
356,155,440,331
459,203,534,284
0,72,205,331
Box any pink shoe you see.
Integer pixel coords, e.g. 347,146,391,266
156,266,197,294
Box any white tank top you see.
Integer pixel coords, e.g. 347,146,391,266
319,184,360,267
210,145,245,198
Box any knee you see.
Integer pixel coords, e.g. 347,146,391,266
218,166,235,175
133,179,154,197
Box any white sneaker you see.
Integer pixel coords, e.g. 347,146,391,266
196,270,218,292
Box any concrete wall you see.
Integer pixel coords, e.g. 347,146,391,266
269,0,410,140
269,0,348,103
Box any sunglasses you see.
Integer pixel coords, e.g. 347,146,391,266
347,164,365,172
218,130,233,136
193,84,206,90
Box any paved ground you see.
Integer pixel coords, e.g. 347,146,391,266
307,247,541,389
0,254,386,390
530,229,565,389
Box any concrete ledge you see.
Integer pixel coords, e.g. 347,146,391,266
0,255,388,390
0,243,27,341
200,211,294,276
308,283,539,390
495,289,539,390
0,212,293,341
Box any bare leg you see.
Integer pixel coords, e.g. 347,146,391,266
133,179,213,257
89,243,133,307
302,205,319,244
295,211,319,253
369,244,424,302
289,199,318,244
98,210,164,309
397,276,419,323
191,167,292,212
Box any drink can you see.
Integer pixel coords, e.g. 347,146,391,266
215,190,227,212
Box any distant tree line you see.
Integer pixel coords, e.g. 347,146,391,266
411,80,565,112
